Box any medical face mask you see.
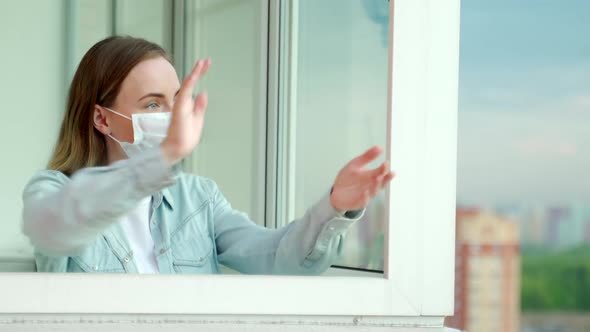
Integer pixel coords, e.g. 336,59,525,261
104,107,171,158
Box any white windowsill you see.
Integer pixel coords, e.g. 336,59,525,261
0,314,459,331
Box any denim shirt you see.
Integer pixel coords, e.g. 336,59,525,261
21,148,364,274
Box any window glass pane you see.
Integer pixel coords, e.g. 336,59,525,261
292,0,389,271
184,0,268,223
0,1,68,265
76,0,173,73
77,0,111,64
113,0,172,53
0,0,173,272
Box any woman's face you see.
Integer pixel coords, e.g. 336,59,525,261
94,56,181,145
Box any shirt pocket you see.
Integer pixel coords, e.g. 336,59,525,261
170,203,215,274
70,237,126,273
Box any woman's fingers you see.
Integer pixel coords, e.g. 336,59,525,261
160,58,212,166
179,61,202,98
201,58,212,76
178,59,211,102
193,91,208,115
369,178,380,197
363,161,389,180
350,145,383,168
364,170,395,198
380,172,395,189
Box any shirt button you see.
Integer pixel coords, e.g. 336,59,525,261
159,249,166,255
329,226,336,231
198,256,204,262
123,257,130,263
92,265,98,271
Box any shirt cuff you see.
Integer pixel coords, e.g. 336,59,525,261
330,187,365,219
304,192,366,263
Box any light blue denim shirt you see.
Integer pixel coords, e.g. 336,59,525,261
21,148,364,274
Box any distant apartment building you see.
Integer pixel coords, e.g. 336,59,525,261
446,209,520,332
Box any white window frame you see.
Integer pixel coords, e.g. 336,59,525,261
0,0,459,325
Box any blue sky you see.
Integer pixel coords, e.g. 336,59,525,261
457,0,590,206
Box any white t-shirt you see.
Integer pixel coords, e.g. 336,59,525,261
119,196,159,273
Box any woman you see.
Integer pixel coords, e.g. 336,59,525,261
21,36,394,274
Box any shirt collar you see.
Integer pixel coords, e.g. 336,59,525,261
161,188,175,210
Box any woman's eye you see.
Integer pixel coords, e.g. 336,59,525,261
147,102,160,110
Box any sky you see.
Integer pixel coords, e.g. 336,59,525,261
457,0,590,206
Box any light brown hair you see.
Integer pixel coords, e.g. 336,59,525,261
47,36,170,176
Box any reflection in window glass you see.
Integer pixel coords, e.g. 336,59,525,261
293,0,389,271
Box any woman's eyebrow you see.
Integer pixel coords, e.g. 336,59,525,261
138,89,181,102
138,93,166,102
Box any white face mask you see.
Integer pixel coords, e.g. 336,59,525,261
104,107,171,158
